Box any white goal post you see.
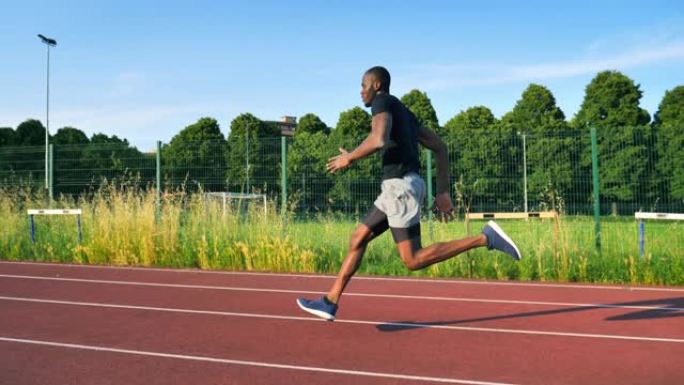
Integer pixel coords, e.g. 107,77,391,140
204,192,268,216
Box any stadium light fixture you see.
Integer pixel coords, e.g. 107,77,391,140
37,34,57,192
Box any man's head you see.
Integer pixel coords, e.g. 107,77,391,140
361,66,391,107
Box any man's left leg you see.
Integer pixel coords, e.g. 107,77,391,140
392,224,487,270
393,221,521,271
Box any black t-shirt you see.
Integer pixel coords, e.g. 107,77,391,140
371,93,420,180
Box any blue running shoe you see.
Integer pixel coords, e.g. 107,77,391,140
296,296,338,321
482,220,522,260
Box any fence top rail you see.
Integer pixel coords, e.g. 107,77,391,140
27,209,82,215
634,212,684,220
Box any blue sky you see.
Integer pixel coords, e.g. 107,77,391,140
1,0,683,150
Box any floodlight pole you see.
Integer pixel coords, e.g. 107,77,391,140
38,34,57,192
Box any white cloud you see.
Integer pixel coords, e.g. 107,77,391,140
55,104,196,129
510,41,684,80
397,40,684,91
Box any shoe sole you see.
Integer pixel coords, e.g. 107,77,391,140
296,299,335,321
487,220,522,260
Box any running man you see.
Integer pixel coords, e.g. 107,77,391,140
297,66,521,321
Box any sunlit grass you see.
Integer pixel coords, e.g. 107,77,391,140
1,185,682,286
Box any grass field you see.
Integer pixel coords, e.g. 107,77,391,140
1,185,683,286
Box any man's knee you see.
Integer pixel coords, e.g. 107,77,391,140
397,236,423,271
402,258,422,271
349,226,371,250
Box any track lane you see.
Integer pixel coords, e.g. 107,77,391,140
1,292,683,385
1,273,682,339
1,261,682,385
1,261,682,307
3,339,477,385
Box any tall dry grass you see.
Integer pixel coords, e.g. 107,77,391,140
1,185,682,285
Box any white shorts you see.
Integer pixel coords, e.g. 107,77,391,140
373,173,426,228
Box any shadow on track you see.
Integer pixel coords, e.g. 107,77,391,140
376,297,684,332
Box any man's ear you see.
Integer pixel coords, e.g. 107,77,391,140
373,80,382,92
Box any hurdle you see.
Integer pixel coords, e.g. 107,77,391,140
465,211,560,250
465,211,559,220
635,212,684,257
28,209,83,244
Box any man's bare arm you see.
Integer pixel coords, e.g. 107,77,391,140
417,125,449,194
349,112,392,162
327,112,392,173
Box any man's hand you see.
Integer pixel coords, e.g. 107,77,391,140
327,148,352,173
432,192,455,222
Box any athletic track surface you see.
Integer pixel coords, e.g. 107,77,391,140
1,260,682,385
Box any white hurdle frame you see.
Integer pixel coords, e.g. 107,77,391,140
465,211,559,220
635,212,684,257
28,209,83,244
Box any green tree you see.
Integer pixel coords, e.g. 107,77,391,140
287,114,332,211
501,84,573,211
0,127,16,146
15,119,47,146
329,107,373,172
225,113,280,193
288,128,331,211
90,133,129,144
653,85,684,203
573,71,650,128
52,127,89,145
401,89,441,135
0,128,17,184
296,113,329,135
573,71,652,208
444,106,506,211
52,127,90,194
79,133,146,192
328,107,377,211
162,117,226,191
332,107,371,138
10,120,46,179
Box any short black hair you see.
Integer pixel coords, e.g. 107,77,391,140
365,66,391,92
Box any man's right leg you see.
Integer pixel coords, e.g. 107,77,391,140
327,223,375,303
297,207,388,320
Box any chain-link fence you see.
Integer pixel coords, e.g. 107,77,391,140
1,127,682,216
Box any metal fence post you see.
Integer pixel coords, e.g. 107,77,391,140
521,133,528,213
591,127,601,251
246,131,250,193
426,149,433,221
156,141,161,222
638,219,645,257
48,143,54,202
29,214,36,243
77,213,83,243
281,136,287,215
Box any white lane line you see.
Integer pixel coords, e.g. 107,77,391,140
0,336,519,385
2,296,683,344
2,260,682,292
1,274,682,311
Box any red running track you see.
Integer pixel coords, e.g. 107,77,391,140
0,260,682,385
